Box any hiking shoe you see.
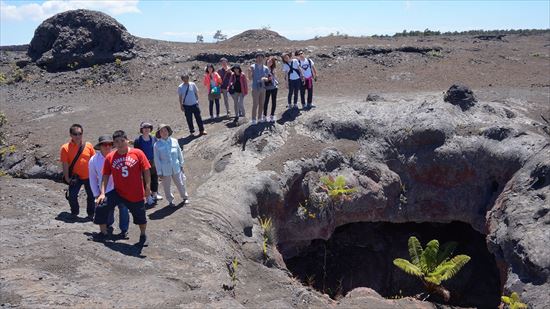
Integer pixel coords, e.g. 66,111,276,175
154,193,163,201
118,231,129,240
107,226,114,235
199,131,207,136
88,232,109,243
293,104,298,109
182,198,190,205
138,234,148,246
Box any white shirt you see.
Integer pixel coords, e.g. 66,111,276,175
178,82,199,106
88,152,114,197
282,59,301,80
299,58,314,78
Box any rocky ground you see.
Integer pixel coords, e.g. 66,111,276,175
1,9,549,309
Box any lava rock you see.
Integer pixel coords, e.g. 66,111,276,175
444,84,477,111
366,94,383,102
28,9,135,72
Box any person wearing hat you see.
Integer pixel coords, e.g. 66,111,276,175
134,122,162,206
296,50,317,109
88,135,129,238
217,57,232,117
178,73,207,136
153,124,189,206
227,64,248,122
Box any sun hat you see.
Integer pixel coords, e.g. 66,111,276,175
155,124,173,138
230,64,241,73
94,135,114,150
140,122,154,133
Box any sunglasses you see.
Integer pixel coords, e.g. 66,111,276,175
71,132,83,136
100,143,113,147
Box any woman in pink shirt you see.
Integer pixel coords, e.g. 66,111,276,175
203,64,222,120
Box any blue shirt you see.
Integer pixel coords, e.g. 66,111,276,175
134,135,156,161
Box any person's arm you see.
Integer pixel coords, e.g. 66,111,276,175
62,162,70,184
247,65,253,81
193,84,199,100
96,174,110,204
88,158,100,197
143,168,151,199
178,94,184,111
312,61,318,80
177,142,184,171
153,143,162,176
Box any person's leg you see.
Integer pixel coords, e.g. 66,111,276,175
215,98,220,117
299,80,306,108
191,105,205,133
162,175,175,204
118,204,129,235
83,179,95,218
307,80,313,106
258,90,266,120
91,190,118,240
183,106,195,133
231,93,239,121
125,199,147,243
291,79,300,106
287,81,292,108
263,89,271,117
238,94,245,117
172,171,189,202
222,89,230,115
251,90,259,122
271,88,278,117
208,100,214,118
68,178,83,216
149,161,159,196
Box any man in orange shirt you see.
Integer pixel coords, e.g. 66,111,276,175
60,124,96,220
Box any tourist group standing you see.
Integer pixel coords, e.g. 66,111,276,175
59,50,317,245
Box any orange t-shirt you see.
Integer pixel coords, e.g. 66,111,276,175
59,141,95,180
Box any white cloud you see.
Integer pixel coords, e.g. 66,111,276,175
0,0,140,22
404,0,412,10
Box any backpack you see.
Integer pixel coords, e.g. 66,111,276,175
286,60,300,78
298,58,313,75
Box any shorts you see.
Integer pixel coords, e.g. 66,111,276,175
94,190,147,225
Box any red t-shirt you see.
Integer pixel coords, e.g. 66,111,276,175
103,148,151,202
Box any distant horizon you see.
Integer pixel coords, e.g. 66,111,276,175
1,27,550,48
1,0,549,46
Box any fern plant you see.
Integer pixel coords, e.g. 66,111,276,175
320,175,357,202
501,292,528,309
393,236,471,301
258,217,273,258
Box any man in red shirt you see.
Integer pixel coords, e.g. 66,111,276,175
59,124,96,219
92,130,151,244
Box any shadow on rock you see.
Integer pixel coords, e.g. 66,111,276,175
55,211,92,223
238,122,275,151
178,135,198,146
84,232,146,258
148,203,184,220
277,108,301,125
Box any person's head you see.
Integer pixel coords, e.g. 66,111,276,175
205,64,215,74
94,135,113,156
180,73,190,83
69,124,83,143
140,122,153,136
255,53,265,64
155,124,173,139
231,64,242,75
295,50,305,60
266,56,276,71
220,57,228,67
112,130,129,152
282,52,291,63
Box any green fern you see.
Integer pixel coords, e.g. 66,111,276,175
501,292,528,309
320,175,357,201
393,236,471,301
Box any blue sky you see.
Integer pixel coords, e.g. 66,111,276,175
1,0,549,45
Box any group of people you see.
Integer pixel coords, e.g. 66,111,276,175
60,122,189,244
179,50,318,133
59,50,318,244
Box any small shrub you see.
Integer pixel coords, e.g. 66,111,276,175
501,292,528,309
0,72,6,84
0,145,16,156
259,217,273,257
67,61,79,70
115,58,122,67
427,50,443,58
320,175,357,202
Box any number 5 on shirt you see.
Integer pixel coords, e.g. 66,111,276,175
121,166,128,177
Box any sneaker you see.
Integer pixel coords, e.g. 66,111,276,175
88,232,109,243
270,115,275,122
117,231,129,240
199,131,207,136
309,103,316,108
138,234,148,246
287,104,291,109
107,226,114,235
207,116,213,120
293,104,298,109
154,193,163,201
251,119,257,125
146,195,154,205
182,198,190,205
216,114,220,119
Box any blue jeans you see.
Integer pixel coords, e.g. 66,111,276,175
106,202,129,233
288,79,301,106
68,177,95,217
